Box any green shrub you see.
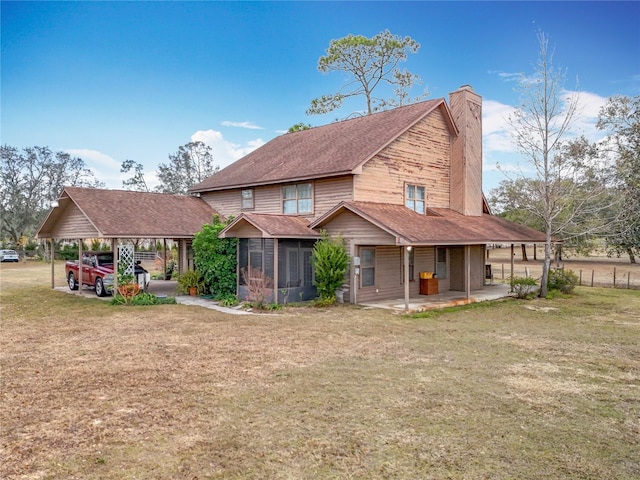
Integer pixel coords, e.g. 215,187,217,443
547,268,578,294
192,215,237,297
512,276,539,299
312,232,349,303
110,292,177,306
217,293,239,307
57,243,79,260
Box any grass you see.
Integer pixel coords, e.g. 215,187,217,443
1,262,639,479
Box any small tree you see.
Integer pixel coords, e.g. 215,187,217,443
192,215,237,298
312,232,349,303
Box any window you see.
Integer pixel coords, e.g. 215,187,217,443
283,183,312,214
436,247,447,279
285,247,314,287
361,247,375,287
405,184,425,214
241,189,254,209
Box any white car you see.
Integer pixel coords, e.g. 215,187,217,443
0,249,20,262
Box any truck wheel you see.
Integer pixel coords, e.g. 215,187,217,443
95,277,108,297
68,272,79,291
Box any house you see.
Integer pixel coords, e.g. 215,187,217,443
189,86,547,304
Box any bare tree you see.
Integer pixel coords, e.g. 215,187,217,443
508,31,592,297
0,145,103,245
156,141,218,194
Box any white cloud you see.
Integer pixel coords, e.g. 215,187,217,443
65,148,122,189
482,99,518,155
221,121,263,130
191,129,265,170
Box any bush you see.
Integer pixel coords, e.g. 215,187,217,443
547,268,578,294
312,232,349,303
217,293,239,307
192,215,237,297
512,276,538,299
110,292,177,306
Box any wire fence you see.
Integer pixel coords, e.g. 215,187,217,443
490,262,640,290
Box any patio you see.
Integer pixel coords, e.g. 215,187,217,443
360,282,513,313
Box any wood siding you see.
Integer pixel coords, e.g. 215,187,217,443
354,111,452,209
201,175,353,220
321,210,397,245
449,87,483,216
52,203,99,238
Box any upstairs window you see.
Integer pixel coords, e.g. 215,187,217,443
241,189,254,210
283,183,312,214
406,184,425,214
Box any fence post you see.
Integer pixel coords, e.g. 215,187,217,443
579,269,582,286
591,270,595,287
628,271,631,290
502,264,505,280
613,267,616,289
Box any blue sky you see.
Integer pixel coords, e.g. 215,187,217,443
2,1,639,193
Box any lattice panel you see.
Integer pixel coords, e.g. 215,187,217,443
118,243,135,277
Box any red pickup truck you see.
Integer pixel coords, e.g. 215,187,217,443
65,252,149,297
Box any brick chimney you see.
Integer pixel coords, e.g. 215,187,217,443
449,85,483,216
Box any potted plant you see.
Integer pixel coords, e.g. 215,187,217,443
177,269,204,296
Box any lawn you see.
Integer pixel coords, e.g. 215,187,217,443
1,262,639,479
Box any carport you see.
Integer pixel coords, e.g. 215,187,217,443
36,186,217,294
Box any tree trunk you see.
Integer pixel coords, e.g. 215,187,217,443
521,244,529,262
540,230,552,298
627,247,636,264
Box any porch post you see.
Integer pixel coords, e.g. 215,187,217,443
50,239,55,289
510,243,515,292
77,239,83,295
163,239,168,280
404,246,410,312
112,238,119,294
273,239,279,305
465,245,471,300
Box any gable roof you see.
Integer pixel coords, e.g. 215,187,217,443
37,186,217,239
189,99,455,193
219,212,320,239
311,201,548,245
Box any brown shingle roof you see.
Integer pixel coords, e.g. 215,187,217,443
37,187,217,239
312,201,548,245
220,213,320,239
189,99,452,193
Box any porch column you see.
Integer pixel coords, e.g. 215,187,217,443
510,243,515,292
273,239,279,305
112,238,119,294
77,239,83,295
465,245,471,300
180,239,188,273
404,246,411,312
350,242,358,304
163,239,168,280
50,239,55,289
